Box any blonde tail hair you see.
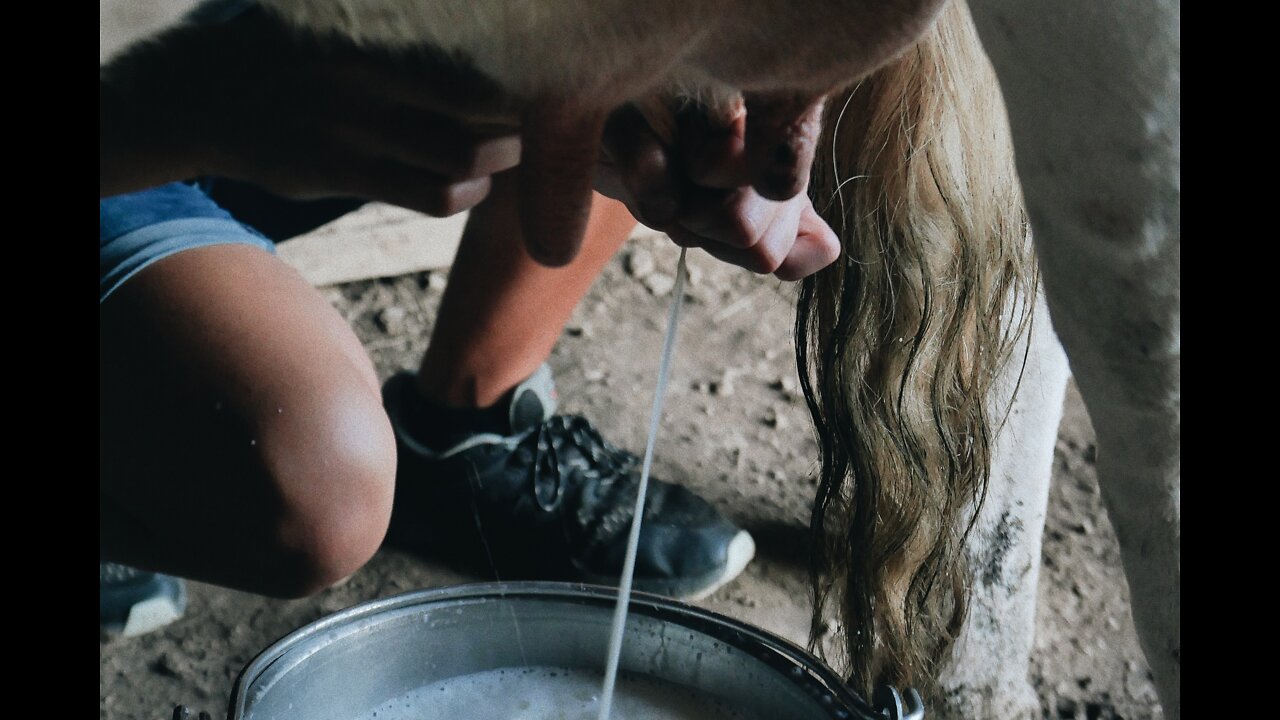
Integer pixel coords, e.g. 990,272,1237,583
796,0,1036,701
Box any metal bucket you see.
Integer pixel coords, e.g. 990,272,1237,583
223,582,914,720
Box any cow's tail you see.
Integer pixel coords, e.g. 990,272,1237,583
797,0,1037,701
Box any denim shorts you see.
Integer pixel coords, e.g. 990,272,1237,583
99,179,364,303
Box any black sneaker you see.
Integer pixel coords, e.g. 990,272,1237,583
100,563,187,637
382,365,755,600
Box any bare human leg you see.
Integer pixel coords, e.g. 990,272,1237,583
415,171,637,409
387,171,756,600
100,244,396,599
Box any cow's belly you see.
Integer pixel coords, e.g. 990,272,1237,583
257,0,948,106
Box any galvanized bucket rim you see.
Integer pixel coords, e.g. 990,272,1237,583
227,580,878,720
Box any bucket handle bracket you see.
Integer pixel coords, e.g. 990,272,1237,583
872,685,925,720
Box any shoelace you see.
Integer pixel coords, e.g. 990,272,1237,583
527,415,638,513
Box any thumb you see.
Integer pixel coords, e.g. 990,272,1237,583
518,101,607,266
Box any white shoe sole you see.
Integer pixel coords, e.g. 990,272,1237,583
683,530,756,601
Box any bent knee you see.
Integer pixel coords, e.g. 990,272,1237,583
254,378,397,597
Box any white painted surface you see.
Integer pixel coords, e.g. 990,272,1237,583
276,204,468,286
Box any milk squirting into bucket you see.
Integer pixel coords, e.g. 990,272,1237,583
596,247,690,719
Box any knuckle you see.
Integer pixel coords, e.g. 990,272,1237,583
754,254,784,275
748,244,785,275
421,183,468,217
726,216,758,248
719,194,760,247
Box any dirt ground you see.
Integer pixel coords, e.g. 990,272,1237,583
100,6,1166,718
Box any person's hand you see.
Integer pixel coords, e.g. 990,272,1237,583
593,97,840,281
100,6,521,217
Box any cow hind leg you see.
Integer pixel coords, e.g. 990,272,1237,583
965,0,1180,715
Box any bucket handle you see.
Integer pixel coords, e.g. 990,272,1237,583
872,685,926,719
